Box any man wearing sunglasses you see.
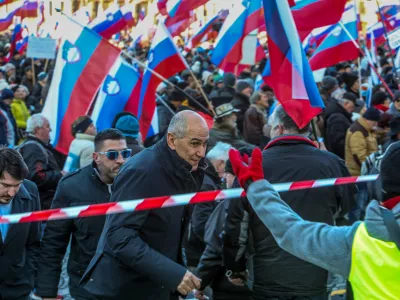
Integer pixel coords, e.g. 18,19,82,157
35,129,130,300
82,110,209,300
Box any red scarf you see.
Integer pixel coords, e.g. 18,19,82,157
374,104,389,113
382,196,400,210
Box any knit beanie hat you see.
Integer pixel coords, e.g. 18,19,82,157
363,107,381,122
115,115,140,139
223,72,236,87
236,80,253,93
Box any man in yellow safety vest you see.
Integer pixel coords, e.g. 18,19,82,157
227,141,400,299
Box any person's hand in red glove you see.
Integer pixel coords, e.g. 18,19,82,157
228,148,264,190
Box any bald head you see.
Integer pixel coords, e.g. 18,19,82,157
167,110,209,171
168,110,208,138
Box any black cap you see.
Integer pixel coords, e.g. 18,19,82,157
381,141,400,195
363,107,381,122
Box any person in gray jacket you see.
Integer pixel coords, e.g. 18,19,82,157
227,143,400,299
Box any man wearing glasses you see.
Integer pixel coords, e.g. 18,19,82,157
35,129,131,300
0,148,41,300
82,110,209,300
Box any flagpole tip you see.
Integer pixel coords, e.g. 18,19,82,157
55,8,62,13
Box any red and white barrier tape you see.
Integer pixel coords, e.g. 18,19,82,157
0,175,378,224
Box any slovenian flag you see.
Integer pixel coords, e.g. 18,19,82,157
89,4,127,39
309,4,359,71
42,16,121,154
262,0,324,129
91,57,142,132
138,21,188,137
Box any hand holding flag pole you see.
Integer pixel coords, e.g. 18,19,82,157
338,21,394,98
55,8,216,118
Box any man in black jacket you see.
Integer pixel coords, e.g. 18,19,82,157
325,92,357,159
81,110,208,300
231,80,253,135
185,142,231,269
0,148,41,300
223,105,356,300
35,129,130,300
18,114,65,210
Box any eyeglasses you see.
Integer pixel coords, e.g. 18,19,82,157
97,149,132,160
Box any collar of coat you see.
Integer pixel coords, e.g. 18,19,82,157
75,133,95,141
159,136,207,179
264,134,318,150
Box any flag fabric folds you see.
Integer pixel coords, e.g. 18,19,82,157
0,7,20,32
89,4,132,39
291,0,348,41
262,0,324,129
42,17,121,154
211,0,263,73
91,56,142,131
138,22,188,138
309,4,359,71
16,0,38,19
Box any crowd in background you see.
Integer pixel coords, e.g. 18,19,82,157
0,28,399,300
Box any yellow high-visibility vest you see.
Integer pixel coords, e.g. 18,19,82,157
349,223,400,299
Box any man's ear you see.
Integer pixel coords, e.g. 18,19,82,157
167,133,177,150
93,152,100,164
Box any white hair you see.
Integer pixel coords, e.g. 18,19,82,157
206,142,232,162
26,113,48,133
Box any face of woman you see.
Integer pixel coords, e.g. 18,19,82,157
14,87,27,99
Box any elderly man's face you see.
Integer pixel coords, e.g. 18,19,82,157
168,115,209,171
35,119,52,144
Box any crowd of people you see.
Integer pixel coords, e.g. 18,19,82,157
0,29,399,300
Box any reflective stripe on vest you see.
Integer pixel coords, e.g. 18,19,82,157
349,223,400,299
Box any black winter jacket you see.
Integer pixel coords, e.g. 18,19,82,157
35,164,110,299
196,199,252,300
223,135,356,298
0,180,41,300
184,159,222,267
81,137,205,300
18,136,63,210
325,102,353,159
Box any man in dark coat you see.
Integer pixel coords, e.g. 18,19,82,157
18,114,65,210
35,129,130,300
325,92,357,159
81,111,208,300
223,105,356,300
0,148,41,300
231,80,253,134
184,142,230,269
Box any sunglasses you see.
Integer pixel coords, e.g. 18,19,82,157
97,149,132,160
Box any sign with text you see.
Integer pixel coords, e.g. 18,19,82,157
27,37,57,59
388,28,400,50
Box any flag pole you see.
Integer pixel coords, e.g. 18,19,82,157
156,94,176,116
186,67,216,116
338,21,395,98
375,0,400,87
55,8,216,118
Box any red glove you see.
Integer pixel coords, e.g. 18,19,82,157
228,148,264,190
